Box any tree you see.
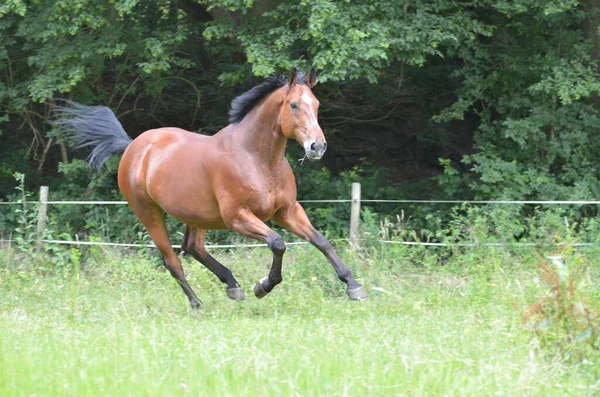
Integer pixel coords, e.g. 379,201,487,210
1,0,599,209
436,1,600,201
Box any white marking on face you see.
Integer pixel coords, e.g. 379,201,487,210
299,88,325,159
301,89,319,129
301,90,313,106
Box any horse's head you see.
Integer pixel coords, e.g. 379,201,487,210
279,68,327,161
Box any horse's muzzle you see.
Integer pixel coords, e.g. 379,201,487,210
305,140,327,160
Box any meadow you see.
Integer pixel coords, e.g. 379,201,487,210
0,242,599,396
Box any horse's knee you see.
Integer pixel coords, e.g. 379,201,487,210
268,236,286,256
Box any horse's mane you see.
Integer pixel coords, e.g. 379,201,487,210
228,72,308,124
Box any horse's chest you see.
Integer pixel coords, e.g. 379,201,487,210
247,190,278,221
235,164,293,221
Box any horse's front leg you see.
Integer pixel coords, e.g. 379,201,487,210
275,203,368,301
226,209,286,298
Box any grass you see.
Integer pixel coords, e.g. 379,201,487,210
0,243,599,396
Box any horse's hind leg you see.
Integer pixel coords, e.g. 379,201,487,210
182,226,245,302
132,203,202,308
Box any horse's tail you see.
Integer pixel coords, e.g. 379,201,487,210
53,100,133,169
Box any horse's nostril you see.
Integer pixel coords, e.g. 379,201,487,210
323,142,327,150
310,142,316,151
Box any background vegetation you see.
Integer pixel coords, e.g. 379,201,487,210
1,0,600,245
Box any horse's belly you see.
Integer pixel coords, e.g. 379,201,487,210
158,194,227,230
173,212,227,230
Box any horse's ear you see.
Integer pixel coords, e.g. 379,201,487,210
307,68,317,88
288,67,298,86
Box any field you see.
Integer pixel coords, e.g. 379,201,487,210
1,243,599,396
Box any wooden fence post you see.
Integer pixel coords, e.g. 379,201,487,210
36,186,48,250
350,182,361,248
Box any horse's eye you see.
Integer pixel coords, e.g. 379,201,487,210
290,102,299,110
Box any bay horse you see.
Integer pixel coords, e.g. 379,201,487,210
55,68,368,308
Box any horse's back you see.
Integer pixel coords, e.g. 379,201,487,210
118,127,202,191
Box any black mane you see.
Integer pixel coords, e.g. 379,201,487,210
228,72,308,124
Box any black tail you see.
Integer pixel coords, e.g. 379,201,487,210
52,100,133,169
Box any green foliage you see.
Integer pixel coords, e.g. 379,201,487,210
435,1,600,202
0,0,192,104
204,0,491,82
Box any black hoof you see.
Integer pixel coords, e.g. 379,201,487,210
347,286,369,301
227,287,246,302
254,278,268,299
190,299,202,309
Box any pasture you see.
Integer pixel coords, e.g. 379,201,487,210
1,243,599,396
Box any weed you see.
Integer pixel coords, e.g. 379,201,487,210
517,251,600,363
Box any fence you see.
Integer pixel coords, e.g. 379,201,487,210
2,182,600,250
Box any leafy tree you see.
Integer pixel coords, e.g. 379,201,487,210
1,0,600,242
435,1,600,202
203,0,492,83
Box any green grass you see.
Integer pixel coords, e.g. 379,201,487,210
0,244,599,396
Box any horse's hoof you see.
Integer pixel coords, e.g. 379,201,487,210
254,278,268,299
347,286,369,301
190,300,202,309
227,287,246,302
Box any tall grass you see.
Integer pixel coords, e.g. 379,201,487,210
0,243,599,396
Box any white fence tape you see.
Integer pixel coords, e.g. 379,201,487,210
0,239,313,249
377,240,597,247
2,195,599,249
0,238,596,249
29,240,310,249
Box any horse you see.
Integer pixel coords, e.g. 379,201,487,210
55,68,368,308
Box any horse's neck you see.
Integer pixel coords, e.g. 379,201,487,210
239,92,287,165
